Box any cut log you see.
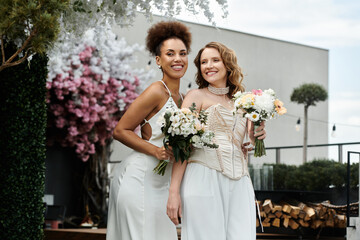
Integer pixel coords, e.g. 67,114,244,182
275,211,283,218
298,210,306,219
328,208,336,217
311,219,323,229
325,216,335,228
304,213,311,221
318,205,327,219
290,206,301,219
263,218,271,224
262,222,271,227
283,217,290,228
272,205,282,213
263,199,273,214
335,215,346,228
272,218,281,228
255,199,354,230
282,204,292,214
297,202,306,210
289,219,299,230
304,206,315,219
298,219,310,227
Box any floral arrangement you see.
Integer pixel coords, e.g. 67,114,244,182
233,89,287,157
46,28,153,161
154,103,218,175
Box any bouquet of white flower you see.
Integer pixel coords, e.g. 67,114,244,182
233,89,287,157
155,103,218,175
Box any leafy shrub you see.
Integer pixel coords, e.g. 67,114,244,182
0,44,47,240
267,159,358,191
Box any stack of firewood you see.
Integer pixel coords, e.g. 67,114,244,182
256,199,358,230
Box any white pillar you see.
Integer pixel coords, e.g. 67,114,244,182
347,218,360,240
346,161,360,240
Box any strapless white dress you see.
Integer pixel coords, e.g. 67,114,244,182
181,104,256,240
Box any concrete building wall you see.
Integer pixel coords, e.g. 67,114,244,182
110,14,329,166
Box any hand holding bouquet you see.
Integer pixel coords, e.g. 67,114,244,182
154,103,218,175
233,89,286,157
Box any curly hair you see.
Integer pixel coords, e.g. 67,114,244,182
146,21,192,56
194,42,245,98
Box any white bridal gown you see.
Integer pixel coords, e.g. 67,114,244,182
106,81,178,240
181,104,257,240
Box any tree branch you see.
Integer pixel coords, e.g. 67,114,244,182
0,50,29,72
6,29,36,64
1,35,5,65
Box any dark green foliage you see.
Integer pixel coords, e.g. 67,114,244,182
0,44,47,239
269,159,358,191
268,164,298,190
0,0,70,53
290,83,328,107
0,0,70,71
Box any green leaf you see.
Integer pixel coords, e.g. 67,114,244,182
189,102,196,112
173,146,180,162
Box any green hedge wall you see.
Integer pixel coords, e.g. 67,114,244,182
0,46,47,239
268,159,359,191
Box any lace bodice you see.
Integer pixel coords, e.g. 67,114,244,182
189,104,249,180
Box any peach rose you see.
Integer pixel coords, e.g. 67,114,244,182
195,122,205,131
274,99,287,115
241,94,255,104
181,108,191,115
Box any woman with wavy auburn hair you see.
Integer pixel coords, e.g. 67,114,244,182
167,42,266,240
194,42,245,98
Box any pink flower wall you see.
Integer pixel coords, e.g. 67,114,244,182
46,33,151,161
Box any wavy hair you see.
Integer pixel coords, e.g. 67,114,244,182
194,42,244,98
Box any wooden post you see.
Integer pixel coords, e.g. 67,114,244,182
303,106,308,164
276,148,280,164
338,144,343,163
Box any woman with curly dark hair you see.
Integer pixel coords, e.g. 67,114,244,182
167,42,266,239
107,21,191,240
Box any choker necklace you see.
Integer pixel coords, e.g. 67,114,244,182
208,85,229,95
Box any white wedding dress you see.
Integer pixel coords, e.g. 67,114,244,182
181,104,256,240
107,81,178,240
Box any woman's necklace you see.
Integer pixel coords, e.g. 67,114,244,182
208,84,229,95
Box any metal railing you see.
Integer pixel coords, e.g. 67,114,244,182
347,151,360,228
261,142,360,164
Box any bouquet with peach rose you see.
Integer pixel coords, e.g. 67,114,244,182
233,89,286,157
155,103,218,175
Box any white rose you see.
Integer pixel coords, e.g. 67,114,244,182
191,135,203,148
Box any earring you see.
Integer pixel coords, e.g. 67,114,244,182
158,65,162,69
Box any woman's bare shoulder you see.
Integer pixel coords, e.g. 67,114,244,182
182,88,207,109
184,88,207,99
140,81,167,100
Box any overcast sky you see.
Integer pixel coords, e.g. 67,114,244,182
172,0,360,161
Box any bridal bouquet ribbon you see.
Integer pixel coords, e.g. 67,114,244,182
233,89,287,157
155,103,218,175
